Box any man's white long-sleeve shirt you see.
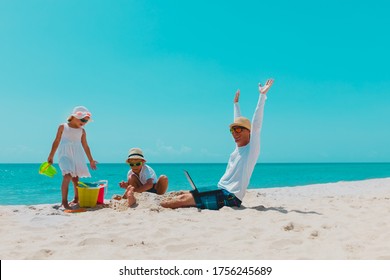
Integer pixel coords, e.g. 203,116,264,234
218,93,267,201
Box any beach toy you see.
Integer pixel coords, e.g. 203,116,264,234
39,162,57,178
77,180,108,208
97,186,105,204
77,186,99,208
64,208,87,213
97,180,108,204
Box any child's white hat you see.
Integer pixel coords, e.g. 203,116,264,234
126,148,146,163
70,106,92,119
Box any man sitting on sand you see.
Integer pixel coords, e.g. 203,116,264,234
117,147,168,206
161,78,274,210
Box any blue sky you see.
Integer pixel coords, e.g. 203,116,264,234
1,0,389,163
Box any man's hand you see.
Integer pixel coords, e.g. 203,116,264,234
234,89,240,103
259,79,274,95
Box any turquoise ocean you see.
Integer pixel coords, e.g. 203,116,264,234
1,163,390,205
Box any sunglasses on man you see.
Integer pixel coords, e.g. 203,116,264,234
230,126,246,134
129,162,143,167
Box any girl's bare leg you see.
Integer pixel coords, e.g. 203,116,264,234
70,176,79,204
61,174,72,209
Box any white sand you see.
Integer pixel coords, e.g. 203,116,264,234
1,178,390,260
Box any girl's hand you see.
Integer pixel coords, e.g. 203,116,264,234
90,160,98,170
47,156,54,165
259,79,274,95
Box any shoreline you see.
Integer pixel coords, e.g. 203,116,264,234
1,177,390,260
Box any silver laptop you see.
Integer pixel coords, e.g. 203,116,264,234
183,170,218,193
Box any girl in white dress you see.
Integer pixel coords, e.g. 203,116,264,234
47,106,97,209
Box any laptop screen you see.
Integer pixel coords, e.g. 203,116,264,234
183,170,196,191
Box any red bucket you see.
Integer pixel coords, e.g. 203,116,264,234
96,180,108,204
97,187,105,204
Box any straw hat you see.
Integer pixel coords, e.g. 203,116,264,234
229,116,251,131
126,148,146,163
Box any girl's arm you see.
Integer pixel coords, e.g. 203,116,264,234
81,129,97,170
47,125,64,164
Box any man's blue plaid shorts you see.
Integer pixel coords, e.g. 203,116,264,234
190,189,242,210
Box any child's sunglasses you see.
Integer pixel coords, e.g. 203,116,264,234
129,162,143,167
80,118,89,123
